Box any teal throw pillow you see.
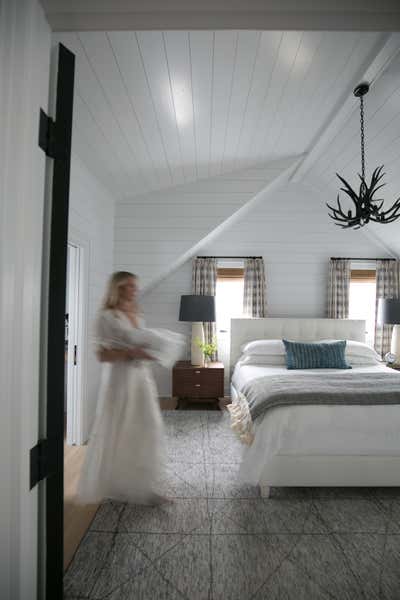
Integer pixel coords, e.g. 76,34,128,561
282,339,352,370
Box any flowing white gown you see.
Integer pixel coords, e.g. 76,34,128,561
77,310,170,505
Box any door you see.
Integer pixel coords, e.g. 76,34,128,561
66,243,83,446
37,43,75,600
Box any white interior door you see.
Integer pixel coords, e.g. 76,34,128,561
66,243,83,445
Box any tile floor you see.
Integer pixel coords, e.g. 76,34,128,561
64,410,400,600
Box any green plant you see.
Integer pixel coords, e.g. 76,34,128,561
195,337,217,360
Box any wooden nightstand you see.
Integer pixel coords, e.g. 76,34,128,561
172,361,224,408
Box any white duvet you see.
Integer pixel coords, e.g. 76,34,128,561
232,363,400,484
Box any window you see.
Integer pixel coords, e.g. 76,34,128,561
216,268,244,332
215,268,244,367
349,269,376,347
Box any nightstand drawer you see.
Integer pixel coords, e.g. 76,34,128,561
172,361,224,399
173,369,219,385
174,380,223,398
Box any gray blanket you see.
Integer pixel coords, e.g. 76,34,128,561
242,372,400,421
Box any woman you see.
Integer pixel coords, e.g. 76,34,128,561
78,271,171,505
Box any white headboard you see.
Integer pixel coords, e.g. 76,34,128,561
230,318,366,368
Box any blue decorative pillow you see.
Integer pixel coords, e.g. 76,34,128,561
282,339,351,370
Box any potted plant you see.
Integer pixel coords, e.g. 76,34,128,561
195,338,218,367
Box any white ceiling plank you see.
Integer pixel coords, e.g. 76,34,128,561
247,31,304,163
78,31,162,188
220,31,260,174
209,31,238,177
73,92,136,197
107,31,173,189
163,31,197,183
136,31,186,187
52,28,400,208
56,31,150,194
303,34,392,179
283,32,366,153
313,56,400,181
263,31,323,158
233,31,283,171
190,31,214,181
271,30,337,155
290,32,400,182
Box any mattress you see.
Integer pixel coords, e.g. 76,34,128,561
232,362,400,458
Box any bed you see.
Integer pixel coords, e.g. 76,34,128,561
229,318,400,497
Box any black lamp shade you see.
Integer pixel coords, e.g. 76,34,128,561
179,295,216,322
378,298,400,325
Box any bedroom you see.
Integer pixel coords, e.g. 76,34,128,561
2,1,400,599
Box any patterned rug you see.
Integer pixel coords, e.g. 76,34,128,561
64,410,400,600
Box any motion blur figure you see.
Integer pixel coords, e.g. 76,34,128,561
78,271,183,505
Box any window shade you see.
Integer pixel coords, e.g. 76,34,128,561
217,268,244,281
350,269,376,283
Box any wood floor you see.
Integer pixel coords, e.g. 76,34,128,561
64,443,98,571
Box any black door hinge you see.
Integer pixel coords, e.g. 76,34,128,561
30,438,58,489
38,109,58,158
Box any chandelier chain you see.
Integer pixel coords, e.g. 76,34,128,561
360,95,366,181
327,82,400,229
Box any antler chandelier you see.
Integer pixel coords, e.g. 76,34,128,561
327,82,400,229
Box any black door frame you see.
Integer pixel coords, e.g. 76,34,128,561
45,42,75,599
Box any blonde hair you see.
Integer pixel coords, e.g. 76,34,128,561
102,271,137,310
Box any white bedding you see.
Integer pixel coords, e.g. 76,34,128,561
232,363,400,484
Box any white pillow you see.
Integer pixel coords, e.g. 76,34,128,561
240,338,382,366
238,353,286,366
241,339,285,356
320,339,382,364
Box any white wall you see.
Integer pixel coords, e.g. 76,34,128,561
68,153,116,439
0,0,50,598
141,182,391,396
114,161,292,290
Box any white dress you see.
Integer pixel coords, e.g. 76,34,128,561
77,310,167,505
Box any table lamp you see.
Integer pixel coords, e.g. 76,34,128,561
179,295,216,366
378,298,400,364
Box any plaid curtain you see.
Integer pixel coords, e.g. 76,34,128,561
243,258,266,317
192,257,218,360
375,260,400,356
327,259,351,318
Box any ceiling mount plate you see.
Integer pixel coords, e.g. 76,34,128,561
354,82,370,97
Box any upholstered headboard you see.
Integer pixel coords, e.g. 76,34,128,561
230,318,366,369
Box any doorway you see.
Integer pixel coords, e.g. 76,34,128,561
64,237,97,570
65,242,84,446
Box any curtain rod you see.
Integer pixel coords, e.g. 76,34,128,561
330,257,396,261
197,256,262,259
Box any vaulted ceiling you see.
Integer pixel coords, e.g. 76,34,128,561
55,30,390,199
53,27,400,286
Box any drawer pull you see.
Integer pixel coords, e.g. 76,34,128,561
195,384,201,387
195,370,201,374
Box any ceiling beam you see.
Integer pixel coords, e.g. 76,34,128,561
41,1,400,32
140,155,302,296
290,33,400,183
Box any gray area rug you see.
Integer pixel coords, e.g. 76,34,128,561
64,410,400,600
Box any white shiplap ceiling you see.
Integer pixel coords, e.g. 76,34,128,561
54,30,391,200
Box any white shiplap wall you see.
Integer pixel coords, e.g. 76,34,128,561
68,154,117,439
141,182,391,396
0,0,50,597
114,160,293,290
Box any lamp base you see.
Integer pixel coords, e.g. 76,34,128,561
391,324,400,366
191,322,204,366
